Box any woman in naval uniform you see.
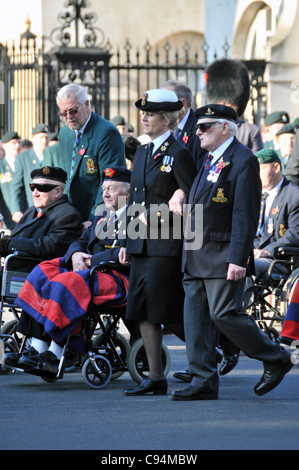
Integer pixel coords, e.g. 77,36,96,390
119,89,197,396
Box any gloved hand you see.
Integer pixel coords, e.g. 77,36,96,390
0,237,11,257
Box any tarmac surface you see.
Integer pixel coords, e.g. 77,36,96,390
0,317,298,451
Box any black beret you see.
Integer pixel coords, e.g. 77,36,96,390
2,131,21,143
30,166,67,183
195,104,238,123
102,166,131,183
205,59,250,117
135,89,183,112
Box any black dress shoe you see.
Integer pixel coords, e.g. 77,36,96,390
254,361,294,396
173,370,192,382
18,350,60,375
124,378,168,396
3,346,39,368
170,385,218,401
219,351,240,376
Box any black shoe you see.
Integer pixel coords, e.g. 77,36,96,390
169,385,218,401
219,351,240,376
3,346,39,368
124,378,168,396
173,370,192,382
18,350,59,374
254,361,294,396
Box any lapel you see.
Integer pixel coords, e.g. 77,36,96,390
261,178,287,243
191,138,237,209
145,134,175,177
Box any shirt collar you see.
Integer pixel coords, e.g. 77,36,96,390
210,136,234,165
151,130,171,154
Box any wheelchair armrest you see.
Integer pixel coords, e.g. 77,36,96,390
3,253,45,272
277,247,299,257
267,259,293,282
92,261,130,274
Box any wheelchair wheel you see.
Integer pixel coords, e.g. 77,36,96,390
127,338,171,384
0,340,18,375
82,355,112,390
93,332,130,380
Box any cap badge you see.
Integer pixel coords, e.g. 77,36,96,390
205,108,215,116
141,93,148,107
43,167,50,175
104,168,115,178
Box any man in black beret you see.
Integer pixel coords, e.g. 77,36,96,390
0,131,21,230
11,124,60,224
170,104,293,401
0,166,82,260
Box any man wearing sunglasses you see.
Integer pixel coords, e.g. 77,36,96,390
170,104,293,401
0,166,82,260
57,84,126,230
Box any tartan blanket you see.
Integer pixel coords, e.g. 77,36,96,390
15,257,129,349
281,279,299,342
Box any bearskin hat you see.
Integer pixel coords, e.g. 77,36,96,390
205,59,251,117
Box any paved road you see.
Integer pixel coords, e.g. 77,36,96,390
0,331,298,451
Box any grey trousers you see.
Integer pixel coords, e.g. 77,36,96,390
183,273,291,393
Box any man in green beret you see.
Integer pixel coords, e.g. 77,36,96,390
263,111,290,171
11,124,60,223
0,131,21,230
275,123,297,167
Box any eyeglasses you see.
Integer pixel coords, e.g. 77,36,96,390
58,105,83,118
30,183,60,193
195,121,220,133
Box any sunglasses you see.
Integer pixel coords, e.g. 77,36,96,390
195,121,220,133
58,105,83,118
30,183,60,193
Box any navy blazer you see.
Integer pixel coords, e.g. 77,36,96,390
125,134,197,257
255,177,299,256
182,137,262,279
64,208,127,269
8,195,82,259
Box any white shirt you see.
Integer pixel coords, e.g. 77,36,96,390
210,136,234,166
264,178,284,219
150,130,171,155
177,109,190,133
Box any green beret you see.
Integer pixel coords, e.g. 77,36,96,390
32,123,50,135
2,131,21,143
110,115,126,127
276,123,297,137
265,111,289,127
255,149,281,165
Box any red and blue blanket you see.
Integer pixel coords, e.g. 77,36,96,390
281,280,299,342
15,258,129,351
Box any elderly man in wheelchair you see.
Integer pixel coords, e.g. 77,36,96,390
218,148,299,375
2,166,134,382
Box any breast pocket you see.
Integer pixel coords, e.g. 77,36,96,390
211,181,231,205
84,156,99,176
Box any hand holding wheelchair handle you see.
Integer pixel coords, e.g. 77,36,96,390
119,247,131,266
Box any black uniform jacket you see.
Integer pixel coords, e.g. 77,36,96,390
8,195,82,259
64,208,127,269
254,177,299,256
182,137,262,279
124,134,197,257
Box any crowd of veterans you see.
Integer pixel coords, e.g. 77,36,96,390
1,57,299,400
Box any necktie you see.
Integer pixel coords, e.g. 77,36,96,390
145,142,154,171
174,128,181,141
195,154,213,195
256,192,269,238
68,131,82,200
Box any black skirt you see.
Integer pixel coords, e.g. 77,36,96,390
126,254,184,324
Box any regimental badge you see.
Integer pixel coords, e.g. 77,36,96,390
279,223,287,238
141,93,148,107
86,158,98,175
212,188,228,203
160,142,169,152
43,167,50,175
104,168,115,178
205,108,215,116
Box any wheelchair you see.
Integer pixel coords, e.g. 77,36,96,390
246,246,299,342
0,259,171,389
0,253,44,374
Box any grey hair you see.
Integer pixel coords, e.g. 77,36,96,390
216,119,238,136
119,182,130,194
56,84,90,107
162,80,193,108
